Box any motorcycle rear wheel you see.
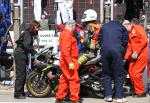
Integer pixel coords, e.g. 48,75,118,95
90,81,104,98
80,81,104,98
0,54,14,72
26,72,52,97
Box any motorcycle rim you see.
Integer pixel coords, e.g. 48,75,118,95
26,72,52,97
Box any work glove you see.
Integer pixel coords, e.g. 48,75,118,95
69,63,74,70
131,52,138,60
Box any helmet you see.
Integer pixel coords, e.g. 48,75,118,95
81,9,97,22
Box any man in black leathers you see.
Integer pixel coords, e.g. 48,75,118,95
14,20,40,99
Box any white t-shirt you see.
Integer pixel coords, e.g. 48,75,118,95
56,0,73,25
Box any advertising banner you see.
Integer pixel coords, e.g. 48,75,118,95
38,30,59,53
8,30,59,54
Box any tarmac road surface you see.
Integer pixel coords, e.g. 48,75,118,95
0,85,150,103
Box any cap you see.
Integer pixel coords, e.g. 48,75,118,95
122,20,130,25
65,19,76,25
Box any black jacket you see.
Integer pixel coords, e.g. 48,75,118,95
16,31,34,53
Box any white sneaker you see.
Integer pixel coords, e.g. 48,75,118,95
116,99,123,103
104,97,113,102
122,98,127,102
116,98,127,103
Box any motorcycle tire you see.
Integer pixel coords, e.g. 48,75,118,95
80,82,104,98
0,54,14,72
26,71,52,97
90,88,104,98
90,81,104,98
0,64,14,72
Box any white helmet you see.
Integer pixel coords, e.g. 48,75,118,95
81,9,97,22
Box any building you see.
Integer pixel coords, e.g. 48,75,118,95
13,0,150,27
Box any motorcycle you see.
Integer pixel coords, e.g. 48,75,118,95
26,45,104,98
26,45,60,97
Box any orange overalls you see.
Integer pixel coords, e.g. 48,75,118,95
124,24,148,94
56,28,80,102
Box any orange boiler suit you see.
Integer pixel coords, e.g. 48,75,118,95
124,24,148,94
56,28,80,102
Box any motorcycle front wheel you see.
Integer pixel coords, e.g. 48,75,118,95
26,71,52,97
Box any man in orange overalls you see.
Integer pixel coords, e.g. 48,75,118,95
55,20,80,103
123,18,148,97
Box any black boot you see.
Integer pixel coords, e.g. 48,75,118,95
14,95,26,99
132,93,146,98
55,99,67,103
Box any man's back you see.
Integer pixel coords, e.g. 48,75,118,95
100,21,128,51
